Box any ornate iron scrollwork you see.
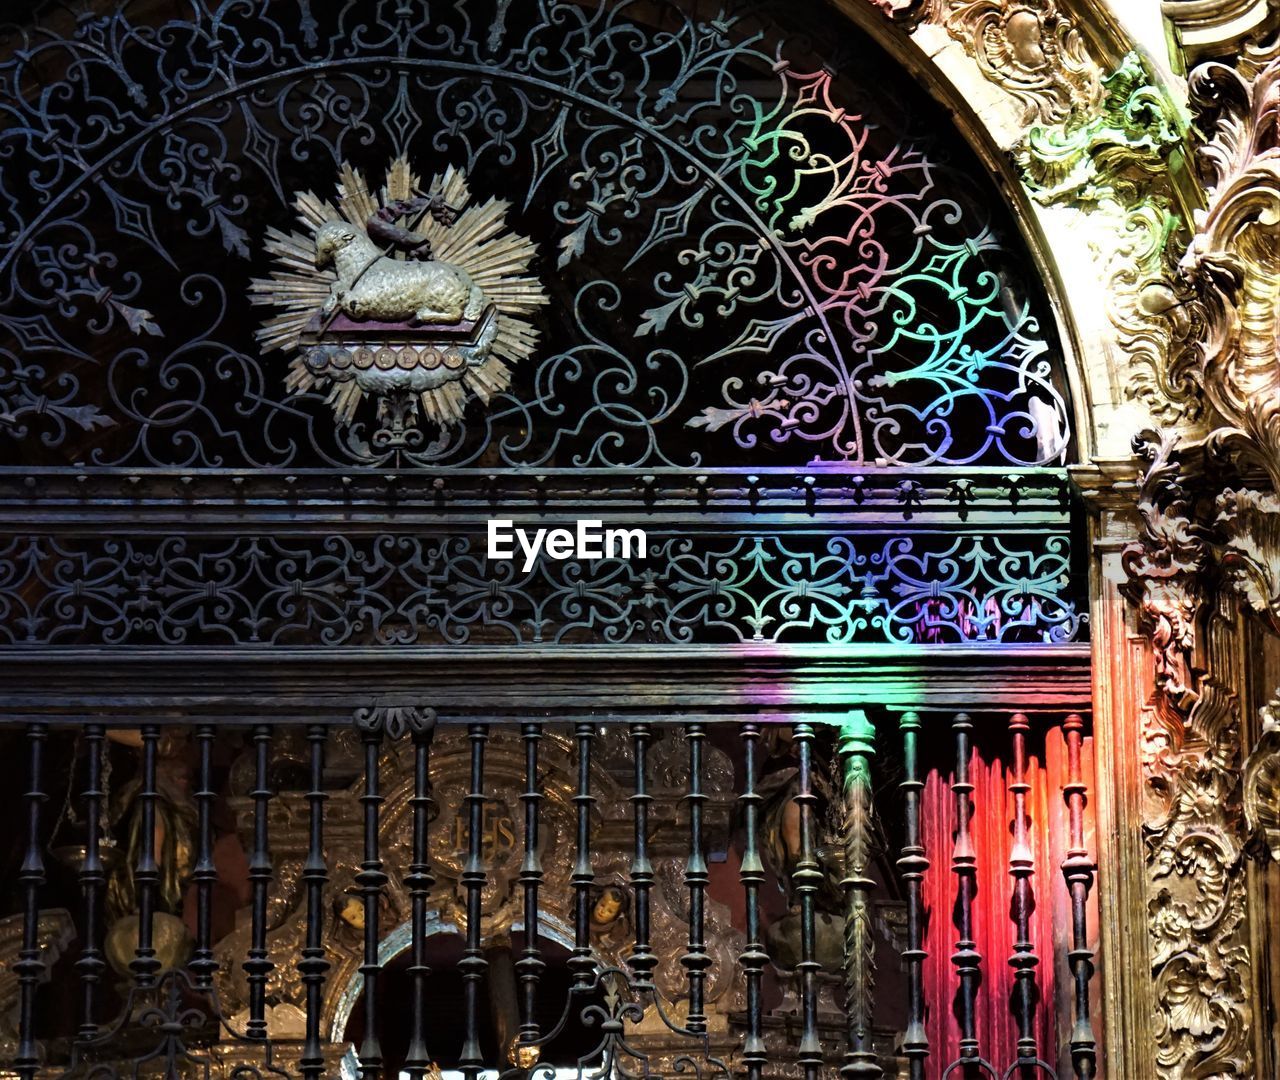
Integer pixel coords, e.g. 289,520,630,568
0,0,1072,469
0,526,1081,646
353,703,439,740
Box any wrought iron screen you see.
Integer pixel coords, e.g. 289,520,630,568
0,2,1097,1080
0,471,1081,648
0,0,1072,471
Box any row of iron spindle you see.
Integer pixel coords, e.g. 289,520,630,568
11,714,1096,1079
894,712,1098,1080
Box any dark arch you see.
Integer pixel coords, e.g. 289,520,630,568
0,0,1075,470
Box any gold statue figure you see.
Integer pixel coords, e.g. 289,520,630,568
252,157,548,430
314,219,487,326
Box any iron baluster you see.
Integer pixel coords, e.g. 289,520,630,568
405,721,438,1078
896,712,929,1080
682,721,709,1034
1007,714,1040,1067
792,721,823,1080
358,722,387,1078
459,723,490,1079
189,724,217,992
130,724,161,990
299,725,330,1080
627,721,657,991
737,722,768,1080
1061,714,1097,1080
76,724,107,1039
838,712,881,1079
245,725,275,1041
947,713,985,1073
244,728,276,1038
570,721,596,988
14,723,47,1080
516,721,546,1063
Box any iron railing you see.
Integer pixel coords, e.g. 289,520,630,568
5,709,1097,1080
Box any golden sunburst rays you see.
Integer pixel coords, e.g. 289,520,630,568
250,155,547,431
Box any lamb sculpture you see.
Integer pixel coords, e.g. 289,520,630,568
314,219,487,325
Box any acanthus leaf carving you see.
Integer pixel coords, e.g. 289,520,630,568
868,0,1103,124
1016,51,1205,423
1179,40,1280,885
1122,431,1261,1079
1143,655,1252,1079
1121,429,1209,709
1118,46,1280,1038
1180,37,1280,490
1214,487,1280,634
1243,698,1280,862
1104,200,1206,424
1214,484,1280,870
1017,51,1184,207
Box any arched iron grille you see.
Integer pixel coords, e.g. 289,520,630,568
0,0,1070,470
0,3,1098,1080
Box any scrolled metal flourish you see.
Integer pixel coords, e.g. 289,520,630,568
0,530,1081,646
0,0,1072,469
500,966,731,1080
352,703,438,739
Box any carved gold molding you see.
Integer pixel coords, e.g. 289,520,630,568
1011,45,1207,428
1173,39,1280,888
1119,37,1280,651
1243,697,1280,862
1164,1,1280,64
1143,647,1251,1078
1118,36,1280,1076
867,0,1104,122
1216,488,1280,633
1017,51,1184,205
943,0,1102,123
1179,37,1280,487
1120,434,1253,1075
1120,431,1207,710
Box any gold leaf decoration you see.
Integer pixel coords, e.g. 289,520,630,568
251,156,547,432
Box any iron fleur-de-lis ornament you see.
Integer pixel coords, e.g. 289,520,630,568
251,156,547,442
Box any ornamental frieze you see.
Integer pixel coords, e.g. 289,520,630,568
0,527,1082,648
